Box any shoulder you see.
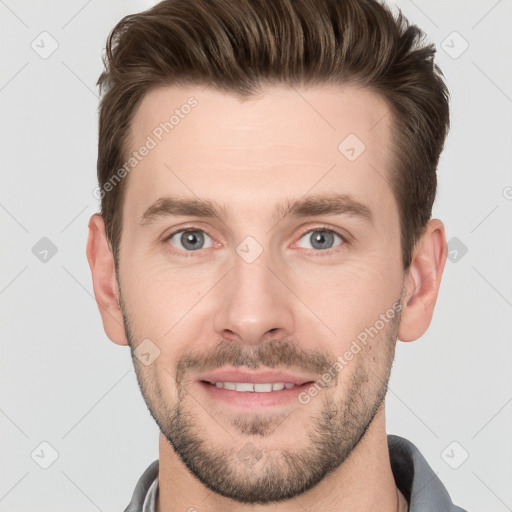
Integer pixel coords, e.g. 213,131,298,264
123,459,159,512
387,434,469,512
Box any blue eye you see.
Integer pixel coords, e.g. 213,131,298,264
297,229,345,252
166,229,213,252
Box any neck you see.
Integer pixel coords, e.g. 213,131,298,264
157,406,398,512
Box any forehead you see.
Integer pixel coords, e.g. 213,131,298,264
123,83,395,227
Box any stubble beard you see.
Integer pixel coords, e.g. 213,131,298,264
120,295,400,504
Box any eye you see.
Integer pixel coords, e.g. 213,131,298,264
165,228,214,252
296,228,345,253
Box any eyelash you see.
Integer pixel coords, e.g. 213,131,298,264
162,224,348,258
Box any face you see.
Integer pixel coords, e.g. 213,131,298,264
116,84,405,503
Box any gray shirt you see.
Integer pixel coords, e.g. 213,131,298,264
123,434,469,512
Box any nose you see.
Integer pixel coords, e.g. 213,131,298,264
213,248,296,346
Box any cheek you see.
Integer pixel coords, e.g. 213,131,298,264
287,255,401,348
120,258,218,346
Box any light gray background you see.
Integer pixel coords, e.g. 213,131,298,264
1,1,511,511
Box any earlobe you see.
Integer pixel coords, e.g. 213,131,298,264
86,213,129,346
397,219,448,342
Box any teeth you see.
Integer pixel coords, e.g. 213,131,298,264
254,383,272,392
213,382,297,392
235,383,255,392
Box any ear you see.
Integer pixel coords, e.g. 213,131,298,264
398,219,448,342
86,213,128,346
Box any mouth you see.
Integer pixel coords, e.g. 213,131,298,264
195,368,317,408
202,381,305,392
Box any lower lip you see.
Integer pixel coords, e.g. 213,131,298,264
197,381,313,408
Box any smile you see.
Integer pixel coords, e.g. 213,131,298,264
207,382,298,392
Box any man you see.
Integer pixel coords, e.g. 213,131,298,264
86,0,468,510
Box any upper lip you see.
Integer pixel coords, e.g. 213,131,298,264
197,368,317,385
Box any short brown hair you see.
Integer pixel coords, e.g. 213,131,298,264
96,0,449,271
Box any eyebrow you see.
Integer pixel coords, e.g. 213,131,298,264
139,193,374,227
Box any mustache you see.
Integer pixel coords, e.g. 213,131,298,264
175,338,335,384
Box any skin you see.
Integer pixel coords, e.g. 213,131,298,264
86,83,447,511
